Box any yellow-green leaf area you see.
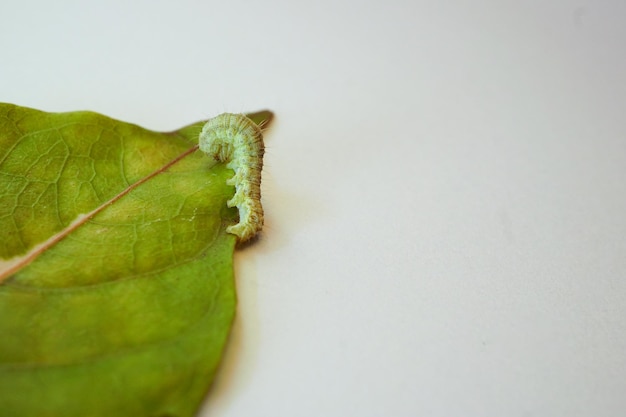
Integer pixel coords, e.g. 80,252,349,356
0,103,272,417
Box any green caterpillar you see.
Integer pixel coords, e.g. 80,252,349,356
199,113,265,242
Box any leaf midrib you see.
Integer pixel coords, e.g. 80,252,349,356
0,144,200,284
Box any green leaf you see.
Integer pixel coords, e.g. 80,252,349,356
0,103,272,417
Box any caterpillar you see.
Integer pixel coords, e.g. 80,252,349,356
198,113,265,243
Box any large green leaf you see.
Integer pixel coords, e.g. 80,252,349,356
0,103,271,417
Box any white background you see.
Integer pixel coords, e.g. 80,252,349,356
2,1,625,416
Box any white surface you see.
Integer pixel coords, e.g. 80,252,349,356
2,1,626,416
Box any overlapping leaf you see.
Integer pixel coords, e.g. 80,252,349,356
0,103,271,417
